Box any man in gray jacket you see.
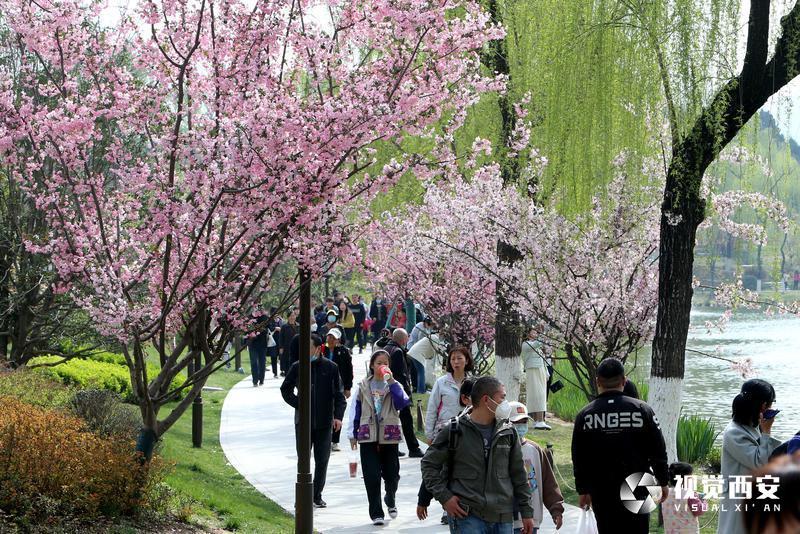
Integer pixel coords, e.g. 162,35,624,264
421,376,534,534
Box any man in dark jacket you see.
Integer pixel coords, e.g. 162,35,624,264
277,308,298,376
369,296,388,344
571,358,668,533
421,376,534,533
245,310,270,386
281,333,347,508
323,328,353,452
349,294,367,353
385,328,423,458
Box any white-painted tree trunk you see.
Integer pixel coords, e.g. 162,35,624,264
495,355,523,403
648,375,683,463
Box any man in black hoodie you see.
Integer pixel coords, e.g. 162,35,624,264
281,333,347,509
571,358,668,533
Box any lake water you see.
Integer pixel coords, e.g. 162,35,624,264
677,308,800,441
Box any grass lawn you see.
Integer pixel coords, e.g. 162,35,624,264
413,391,720,534
158,361,294,533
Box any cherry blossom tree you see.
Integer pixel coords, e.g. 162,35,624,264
0,0,501,458
363,132,662,400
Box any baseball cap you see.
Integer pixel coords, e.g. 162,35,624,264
508,401,532,423
326,328,342,340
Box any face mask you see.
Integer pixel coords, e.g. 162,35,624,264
327,316,336,323
311,354,319,362
488,397,512,421
514,423,528,439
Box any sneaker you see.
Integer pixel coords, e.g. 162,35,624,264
387,507,397,519
258,381,264,386
372,517,385,526
280,371,286,376
331,443,340,452
408,448,424,458
313,498,327,508
534,421,552,430
398,450,406,457
252,383,258,387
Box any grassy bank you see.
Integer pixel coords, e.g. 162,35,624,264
158,364,294,533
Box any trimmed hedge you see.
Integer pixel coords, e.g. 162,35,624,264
29,354,186,403
0,369,74,409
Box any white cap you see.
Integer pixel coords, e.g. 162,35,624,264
508,401,532,423
327,328,342,340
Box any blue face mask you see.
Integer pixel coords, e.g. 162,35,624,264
311,354,319,362
514,423,528,439
327,316,336,323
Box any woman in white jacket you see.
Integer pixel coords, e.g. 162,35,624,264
522,327,550,430
424,346,473,442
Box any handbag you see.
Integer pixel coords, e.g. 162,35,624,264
267,332,277,348
575,508,599,534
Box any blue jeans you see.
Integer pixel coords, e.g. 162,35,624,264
410,357,426,393
449,514,512,534
248,346,267,384
514,529,538,534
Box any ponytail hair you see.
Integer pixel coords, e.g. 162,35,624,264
732,379,775,427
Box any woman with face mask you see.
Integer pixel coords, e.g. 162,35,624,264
508,402,564,533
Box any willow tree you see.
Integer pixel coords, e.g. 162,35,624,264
471,0,666,396
627,0,800,461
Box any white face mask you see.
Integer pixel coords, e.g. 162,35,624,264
487,397,512,421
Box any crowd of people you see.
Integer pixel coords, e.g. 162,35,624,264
257,293,798,533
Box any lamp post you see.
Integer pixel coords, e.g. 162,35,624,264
323,273,331,299
296,269,313,533
191,350,203,448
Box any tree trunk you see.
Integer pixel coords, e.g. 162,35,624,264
650,175,703,461
483,0,526,400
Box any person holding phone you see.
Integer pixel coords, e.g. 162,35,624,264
718,379,782,534
347,350,409,526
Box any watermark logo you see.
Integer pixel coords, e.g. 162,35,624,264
620,472,661,514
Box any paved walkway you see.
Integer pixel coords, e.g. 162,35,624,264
220,346,581,533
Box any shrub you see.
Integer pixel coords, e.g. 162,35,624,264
30,356,132,397
29,355,186,403
0,368,74,409
70,389,142,442
677,413,718,464
0,397,161,520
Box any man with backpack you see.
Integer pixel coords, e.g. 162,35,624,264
421,376,534,534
